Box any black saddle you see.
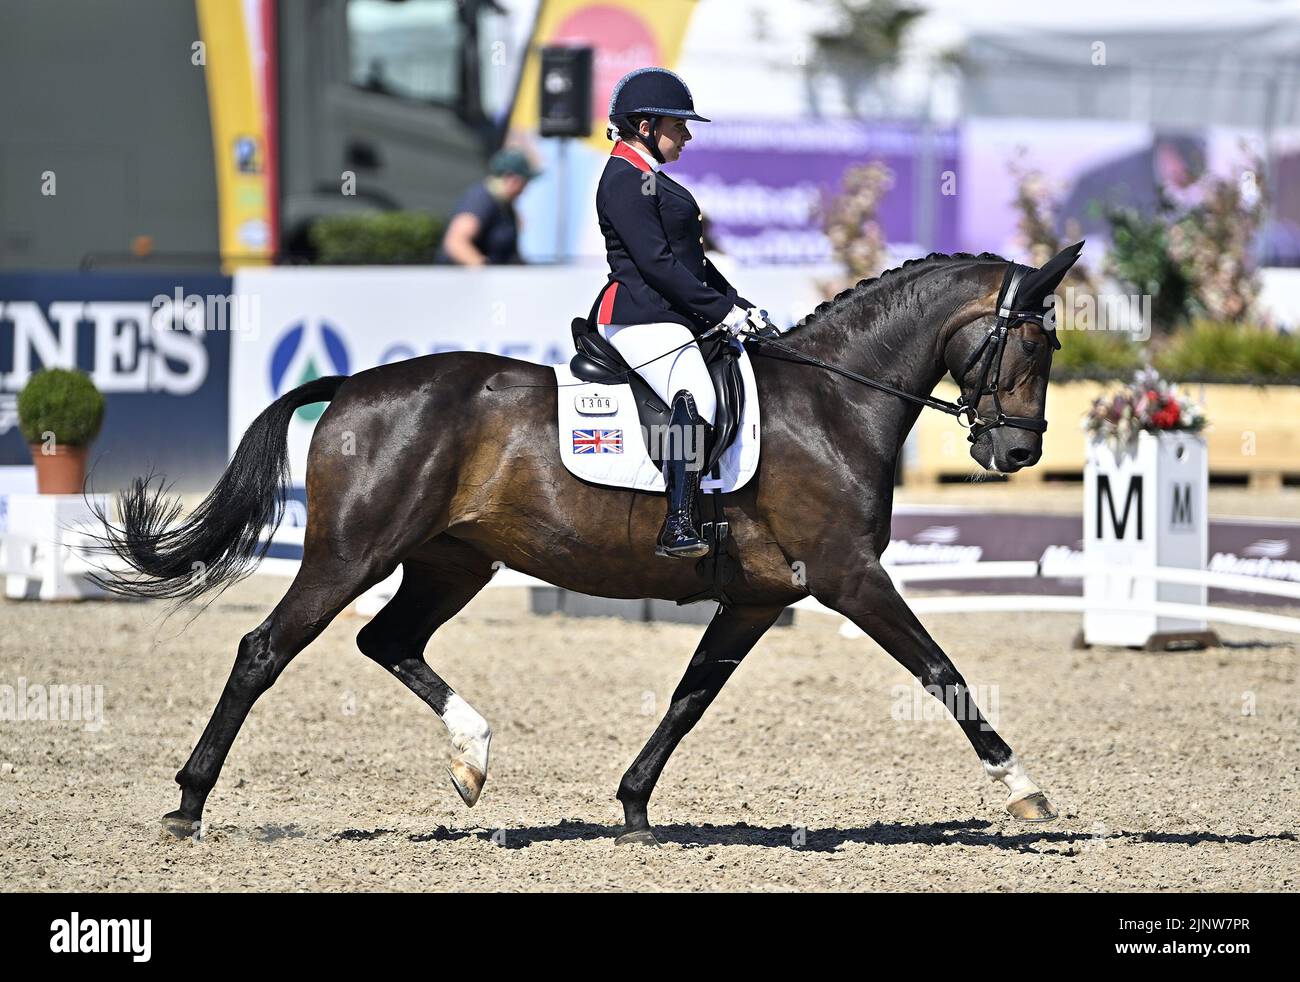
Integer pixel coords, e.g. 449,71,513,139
569,318,745,475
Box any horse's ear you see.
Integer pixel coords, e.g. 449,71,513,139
1017,241,1084,309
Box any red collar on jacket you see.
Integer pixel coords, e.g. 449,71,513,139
610,140,654,174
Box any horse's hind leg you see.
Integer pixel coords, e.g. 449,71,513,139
355,537,495,807
163,550,393,838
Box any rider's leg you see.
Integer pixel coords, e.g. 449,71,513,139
599,323,714,558
655,389,709,557
598,323,716,424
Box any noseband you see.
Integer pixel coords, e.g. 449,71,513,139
953,263,1059,443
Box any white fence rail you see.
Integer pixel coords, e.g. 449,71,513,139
6,520,1297,638
257,526,1300,637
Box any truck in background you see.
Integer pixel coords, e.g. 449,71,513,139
0,0,514,269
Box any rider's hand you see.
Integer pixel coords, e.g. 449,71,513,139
719,305,749,337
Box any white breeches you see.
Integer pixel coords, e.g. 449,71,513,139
598,321,717,424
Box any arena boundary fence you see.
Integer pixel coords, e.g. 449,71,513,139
258,527,1300,637
4,522,1296,638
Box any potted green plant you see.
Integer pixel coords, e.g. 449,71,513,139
16,368,105,494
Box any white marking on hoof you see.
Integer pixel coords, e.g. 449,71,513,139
982,755,1042,804
441,694,491,777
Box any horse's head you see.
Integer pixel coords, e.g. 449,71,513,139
944,242,1083,474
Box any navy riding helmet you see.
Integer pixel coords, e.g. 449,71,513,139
608,67,709,163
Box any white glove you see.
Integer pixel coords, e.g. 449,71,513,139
719,305,749,336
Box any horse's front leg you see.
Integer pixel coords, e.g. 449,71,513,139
616,602,788,845
815,556,1057,822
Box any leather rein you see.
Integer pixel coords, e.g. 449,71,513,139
746,263,1058,444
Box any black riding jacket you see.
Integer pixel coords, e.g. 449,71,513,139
589,141,751,335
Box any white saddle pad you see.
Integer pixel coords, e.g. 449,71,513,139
553,343,761,494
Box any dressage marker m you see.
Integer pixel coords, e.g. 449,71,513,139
95,245,1084,845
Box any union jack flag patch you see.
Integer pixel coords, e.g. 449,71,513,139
572,428,623,454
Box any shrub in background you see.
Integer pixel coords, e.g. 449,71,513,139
1106,156,1267,330
1104,200,1194,333
820,160,894,295
309,212,446,264
1154,319,1300,384
1166,166,1266,323
17,368,105,447
1053,330,1143,380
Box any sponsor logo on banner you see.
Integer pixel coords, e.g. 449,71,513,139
883,525,982,565
230,267,598,488
1243,538,1289,559
1208,553,1300,581
0,273,232,488
270,320,351,421
1209,538,1300,583
1,297,210,399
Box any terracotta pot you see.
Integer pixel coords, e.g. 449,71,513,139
29,443,89,495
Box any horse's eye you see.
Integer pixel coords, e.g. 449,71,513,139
1020,339,1039,355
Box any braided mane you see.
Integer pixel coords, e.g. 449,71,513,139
789,251,1008,333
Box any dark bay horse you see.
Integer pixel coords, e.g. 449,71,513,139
99,247,1082,843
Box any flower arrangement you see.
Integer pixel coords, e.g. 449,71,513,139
1083,367,1207,448
821,160,894,291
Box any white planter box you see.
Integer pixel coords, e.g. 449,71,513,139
1083,431,1209,647
3,494,111,601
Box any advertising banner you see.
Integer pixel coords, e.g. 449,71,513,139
890,507,1300,606
231,266,587,488
671,119,960,263
0,273,233,492
195,0,278,263
959,119,1268,258
509,0,698,152
230,264,830,491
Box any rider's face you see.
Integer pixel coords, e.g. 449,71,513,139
642,117,691,162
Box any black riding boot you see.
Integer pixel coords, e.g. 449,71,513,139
655,390,710,559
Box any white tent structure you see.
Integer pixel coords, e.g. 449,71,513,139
944,0,1300,129
677,0,1300,127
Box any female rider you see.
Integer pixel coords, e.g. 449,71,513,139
589,67,768,559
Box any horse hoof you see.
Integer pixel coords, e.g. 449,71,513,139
1006,791,1058,823
615,828,660,847
446,757,486,808
160,810,202,840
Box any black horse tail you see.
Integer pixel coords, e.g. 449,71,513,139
92,376,346,603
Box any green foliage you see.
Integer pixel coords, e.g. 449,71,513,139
1104,204,1193,333
1055,321,1300,383
811,0,925,65
17,368,105,446
308,211,446,265
1154,320,1300,384
807,0,933,117
1053,330,1143,379
1104,156,1266,330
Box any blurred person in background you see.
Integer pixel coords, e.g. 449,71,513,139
435,148,540,265
587,67,772,559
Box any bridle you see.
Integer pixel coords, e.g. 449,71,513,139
953,263,1060,442
745,262,1059,443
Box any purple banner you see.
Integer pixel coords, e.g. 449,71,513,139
671,119,960,264
890,507,1300,606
